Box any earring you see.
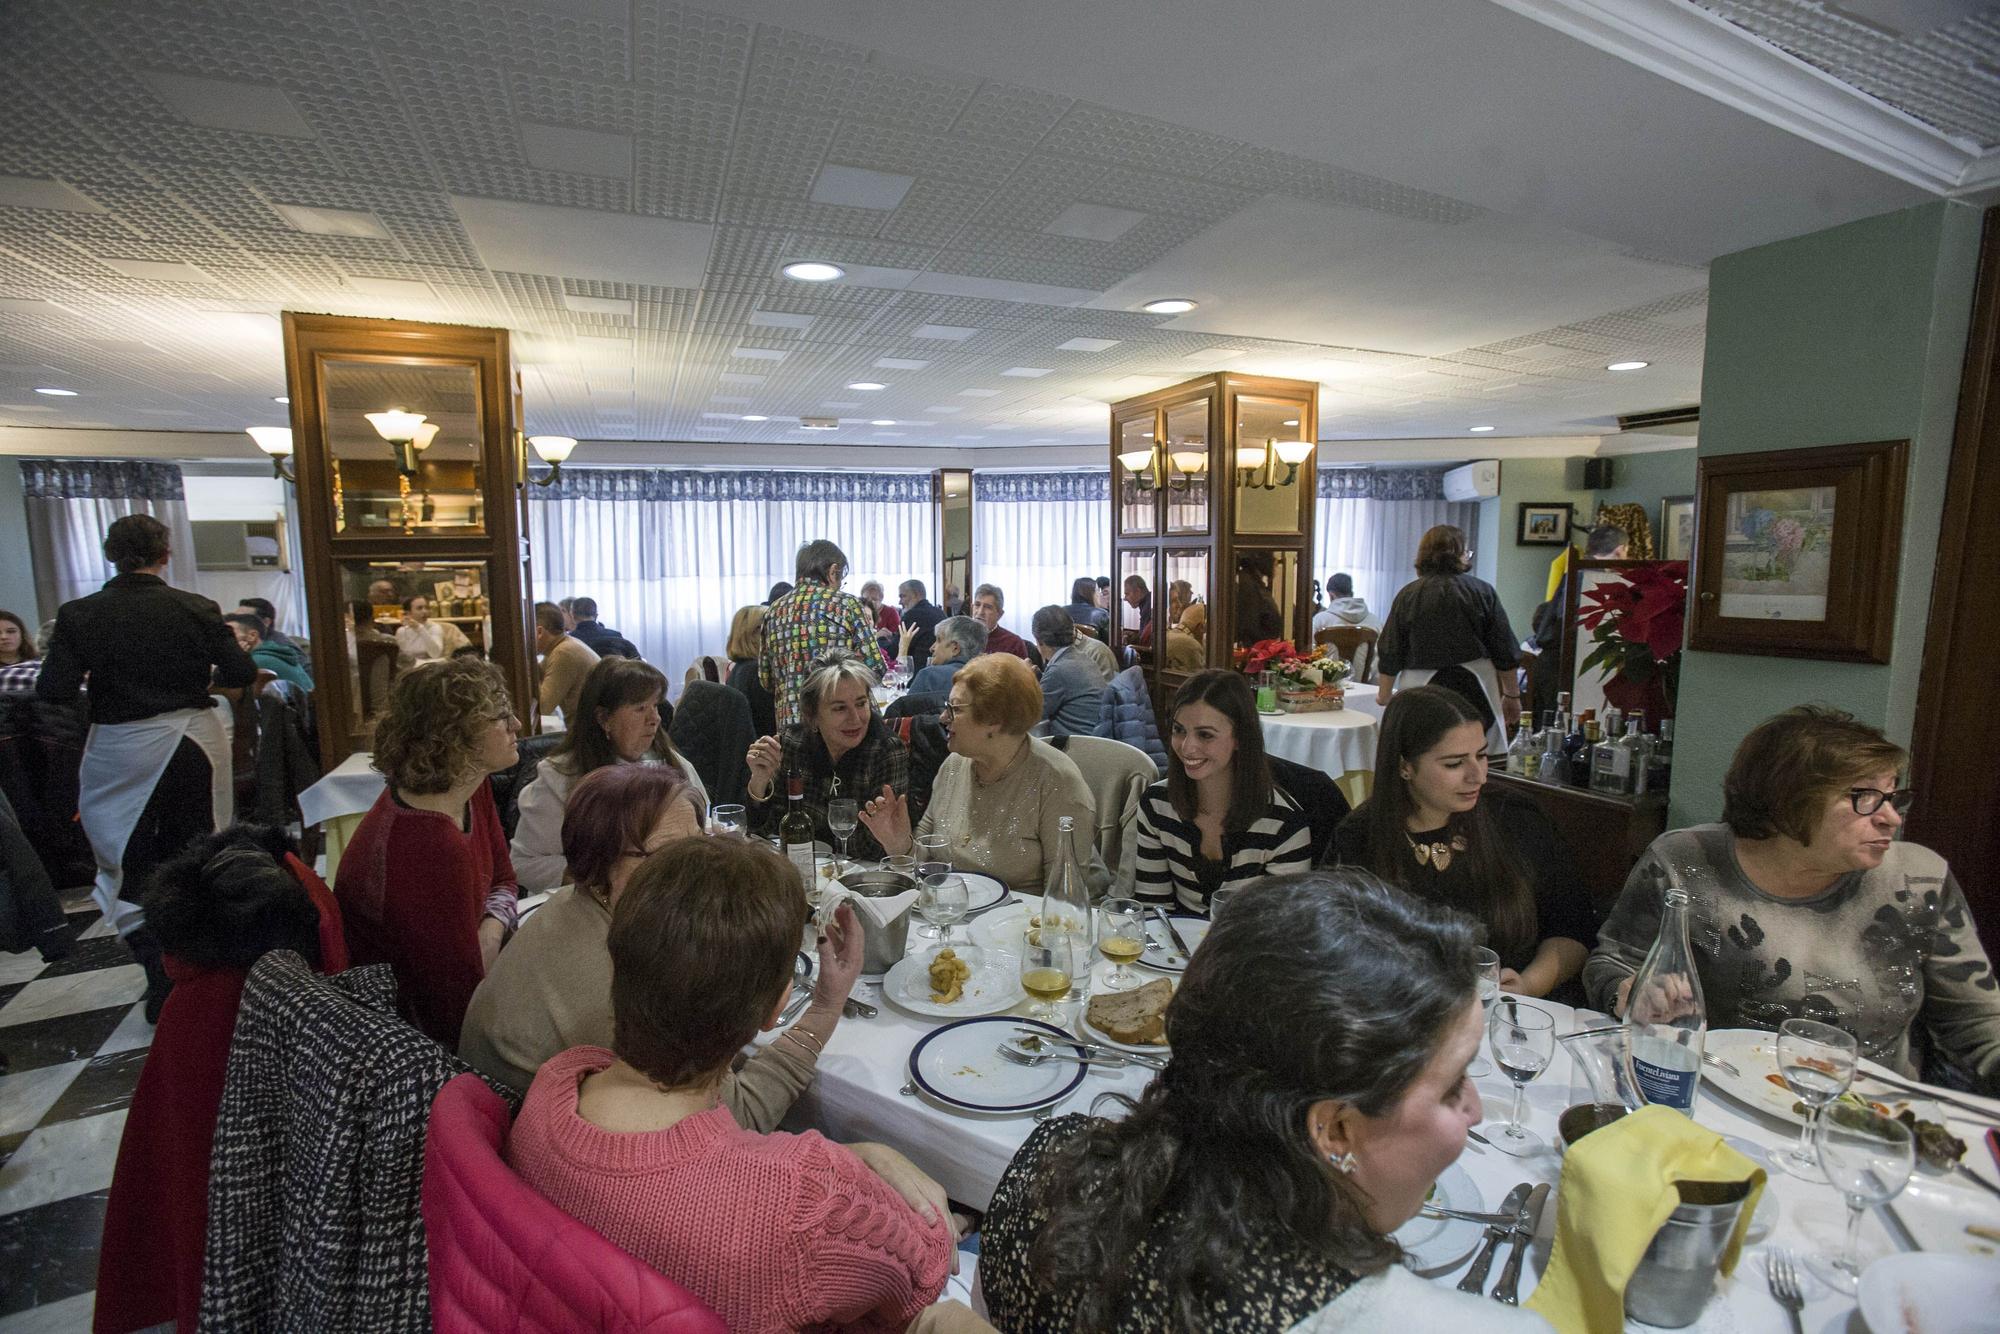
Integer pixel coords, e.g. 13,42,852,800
1328,1150,1358,1174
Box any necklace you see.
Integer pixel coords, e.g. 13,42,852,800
1404,829,1468,871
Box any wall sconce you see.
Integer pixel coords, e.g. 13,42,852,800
245,426,296,483
521,433,576,487
1117,443,1160,491
1273,437,1315,487
1235,440,1269,486
1168,446,1207,490
363,408,436,476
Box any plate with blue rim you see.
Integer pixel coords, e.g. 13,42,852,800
908,1015,1088,1117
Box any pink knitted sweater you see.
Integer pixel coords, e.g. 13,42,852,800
506,1047,952,1333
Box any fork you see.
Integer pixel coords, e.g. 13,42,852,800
1765,1248,1805,1334
997,1043,1127,1071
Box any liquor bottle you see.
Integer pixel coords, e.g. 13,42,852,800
1566,714,1598,788
1588,724,1627,794
1645,719,1674,793
1040,816,1095,991
780,773,816,895
1507,720,1536,776
1622,871,1706,1113
1600,703,1622,739
1536,727,1566,785
1620,718,1651,796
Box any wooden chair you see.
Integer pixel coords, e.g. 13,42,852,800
1315,624,1377,682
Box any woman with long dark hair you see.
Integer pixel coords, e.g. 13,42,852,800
1374,524,1521,753
1334,684,1593,998
1133,669,1311,914
981,871,1539,1333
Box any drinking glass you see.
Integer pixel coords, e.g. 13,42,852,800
1469,946,1501,1078
826,797,858,875
1096,897,1148,991
1774,1017,1857,1179
1810,1104,1915,1294
1020,927,1076,1022
709,803,746,837
1488,1000,1556,1150
913,833,951,939
1205,887,1237,921
921,873,970,949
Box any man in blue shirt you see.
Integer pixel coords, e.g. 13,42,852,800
906,616,985,696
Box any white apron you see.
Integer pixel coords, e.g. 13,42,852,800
1394,658,1509,756
78,701,234,935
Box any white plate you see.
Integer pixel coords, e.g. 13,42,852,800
1079,991,1173,1053
1139,915,1210,973
883,947,1024,1019
1703,1029,1942,1131
941,871,1010,917
1858,1253,2000,1334
1885,1172,2000,1259
1392,1161,1486,1275
908,1016,1087,1116
969,902,1033,955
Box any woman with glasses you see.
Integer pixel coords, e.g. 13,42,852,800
1585,705,2000,1094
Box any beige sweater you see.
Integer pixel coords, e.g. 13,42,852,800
916,738,1105,893
456,884,817,1131
536,633,600,722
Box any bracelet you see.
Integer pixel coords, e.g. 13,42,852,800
781,1026,825,1058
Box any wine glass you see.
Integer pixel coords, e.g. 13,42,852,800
1096,897,1147,991
1810,1103,1915,1294
709,803,746,837
912,833,950,940
1469,946,1501,1078
1020,927,1076,1022
1774,1017,1857,1179
922,873,969,950
1488,999,1556,1151
1205,887,1237,921
826,797,858,876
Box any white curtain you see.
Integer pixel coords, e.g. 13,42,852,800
972,472,1109,641
22,460,199,618
1313,470,1478,616
528,470,936,686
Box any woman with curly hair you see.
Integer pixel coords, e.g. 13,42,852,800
334,657,522,1045
980,871,1539,1333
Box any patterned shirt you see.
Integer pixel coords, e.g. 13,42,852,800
749,719,909,862
757,584,885,729
0,658,42,695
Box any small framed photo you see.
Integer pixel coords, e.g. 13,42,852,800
1516,502,1573,546
1659,494,1695,562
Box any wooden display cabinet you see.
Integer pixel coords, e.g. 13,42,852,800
280,313,536,764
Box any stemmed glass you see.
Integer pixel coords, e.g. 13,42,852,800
1469,946,1501,1078
1488,1000,1556,1151
1205,887,1237,921
913,833,950,939
1811,1104,1915,1294
1774,1017,1857,1179
1020,926,1076,1022
1096,897,1147,991
826,797,858,876
709,803,746,837
921,873,969,950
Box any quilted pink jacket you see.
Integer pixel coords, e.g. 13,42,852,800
422,1074,727,1334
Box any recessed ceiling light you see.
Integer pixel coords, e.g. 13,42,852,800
742,414,768,421
1282,419,1298,426
1469,425,1496,433
1142,298,1197,315
870,419,895,426
273,395,290,404
1607,360,1649,372
34,386,77,396
847,381,886,391
782,261,845,282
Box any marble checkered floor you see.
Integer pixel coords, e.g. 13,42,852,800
0,892,154,1333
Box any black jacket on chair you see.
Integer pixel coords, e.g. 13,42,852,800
1268,755,1351,867
671,681,753,809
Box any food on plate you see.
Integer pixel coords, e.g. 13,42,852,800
1088,978,1173,1045
928,948,971,1004
1896,1108,1967,1170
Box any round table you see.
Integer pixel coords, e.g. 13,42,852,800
1257,695,1381,806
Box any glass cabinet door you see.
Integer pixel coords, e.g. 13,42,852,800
1231,548,1298,652
1232,395,1312,535
1162,548,1211,672
320,359,487,538
1115,412,1159,537
1163,397,1211,535
1116,549,1159,659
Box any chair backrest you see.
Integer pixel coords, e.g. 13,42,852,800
490,733,566,840
1267,754,1351,866
357,638,398,719
1317,624,1377,682
423,1075,727,1334
1092,666,1169,775
1047,735,1156,892
670,680,753,808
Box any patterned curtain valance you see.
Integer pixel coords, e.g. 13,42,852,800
531,468,934,504
1316,467,1451,501
20,458,186,501
974,471,1110,503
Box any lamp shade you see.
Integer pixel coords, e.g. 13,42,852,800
1169,448,1208,475
245,426,293,458
528,434,577,464
412,421,441,451
364,408,427,441
1116,446,1155,474
1274,438,1315,465
1235,443,1268,470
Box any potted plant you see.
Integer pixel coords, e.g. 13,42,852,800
1577,561,1688,722
1233,639,1352,712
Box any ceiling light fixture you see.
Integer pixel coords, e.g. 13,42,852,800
521,434,575,488
1607,360,1649,372
244,426,296,483
798,416,839,431
273,395,290,405
847,381,886,391
1470,425,1496,432
741,414,768,421
364,408,432,475
870,419,895,426
33,386,77,396
781,261,845,282
1141,298,1196,315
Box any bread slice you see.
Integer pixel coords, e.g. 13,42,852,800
1088,978,1172,1045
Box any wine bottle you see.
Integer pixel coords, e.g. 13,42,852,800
1645,719,1674,793
780,773,816,895
1040,816,1094,992
1623,871,1706,1113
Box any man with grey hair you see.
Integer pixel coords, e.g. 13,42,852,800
906,615,986,696
896,578,944,673
969,583,1040,668
1032,605,1103,738
759,538,885,728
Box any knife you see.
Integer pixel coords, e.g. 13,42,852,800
843,996,877,1019
1491,1182,1550,1304
1150,905,1194,959
1457,1183,1532,1294
1852,1068,2000,1122
1952,1162,2000,1203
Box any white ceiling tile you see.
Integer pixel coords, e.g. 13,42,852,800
563,292,635,316
733,346,789,360
100,258,212,283
749,309,815,330
0,175,106,213
272,203,390,238
343,275,435,301
809,163,917,210
923,404,963,413
1057,337,1120,352
717,371,766,384
452,196,711,287
873,356,929,369
958,387,1001,397
1001,366,1053,377
519,122,634,179
1042,202,1146,242
912,324,979,340
142,72,316,139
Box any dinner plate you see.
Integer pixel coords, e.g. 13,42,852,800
1884,1172,2000,1259
883,947,1024,1019
1078,994,1172,1053
1139,915,1210,973
1392,1161,1486,1275
969,901,1033,955
1858,1253,2000,1333
942,871,1010,917
1703,1029,1942,1131
908,1016,1087,1116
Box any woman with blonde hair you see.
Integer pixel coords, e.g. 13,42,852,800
724,603,777,736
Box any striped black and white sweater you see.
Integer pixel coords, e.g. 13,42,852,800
1133,780,1313,913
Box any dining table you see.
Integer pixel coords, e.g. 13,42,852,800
1257,692,1382,806
779,889,2000,1331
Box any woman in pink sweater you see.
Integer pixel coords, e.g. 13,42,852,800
506,835,954,1332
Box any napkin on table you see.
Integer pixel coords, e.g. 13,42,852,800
1526,1105,1765,1334
821,880,918,930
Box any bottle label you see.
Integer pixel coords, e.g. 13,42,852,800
1631,1036,1701,1110
788,844,815,892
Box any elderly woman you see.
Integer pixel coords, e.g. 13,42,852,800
1336,686,1593,999
907,614,986,696
723,603,778,737
394,593,470,670
981,872,1540,1332
463,764,864,1128
860,578,901,661
334,657,521,1046
510,657,708,891
1135,670,1312,915
746,653,908,861
504,835,954,1333
859,654,1101,893
1376,525,1520,752
1586,706,2000,1091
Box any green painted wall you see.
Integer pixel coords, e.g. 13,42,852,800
0,462,36,625
1487,457,1592,637
1594,448,1697,544
1667,200,1983,826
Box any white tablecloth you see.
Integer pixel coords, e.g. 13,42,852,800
787,914,2000,1331
298,749,383,828
1258,694,1382,805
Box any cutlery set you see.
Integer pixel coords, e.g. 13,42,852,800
1451,1181,1548,1303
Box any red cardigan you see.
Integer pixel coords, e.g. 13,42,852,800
335,784,516,1048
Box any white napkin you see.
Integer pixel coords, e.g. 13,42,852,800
823,880,918,929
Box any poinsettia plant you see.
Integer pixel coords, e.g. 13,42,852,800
1232,638,1351,690
1577,561,1688,717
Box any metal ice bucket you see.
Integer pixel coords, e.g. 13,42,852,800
837,869,914,975
1623,1180,1753,1328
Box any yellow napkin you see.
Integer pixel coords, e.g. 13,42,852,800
1526,1105,1765,1334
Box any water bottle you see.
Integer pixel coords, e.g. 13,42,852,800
1622,867,1707,1113
1040,816,1095,994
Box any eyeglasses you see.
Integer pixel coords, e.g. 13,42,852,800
1848,787,1913,816
939,702,957,720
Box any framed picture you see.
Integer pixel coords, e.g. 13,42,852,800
1659,494,1695,561
1689,439,1908,662
1516,502,1573,546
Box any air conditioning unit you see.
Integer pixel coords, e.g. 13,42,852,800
1442,460,1500,502
192,519,287,571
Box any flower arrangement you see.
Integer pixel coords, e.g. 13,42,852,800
1577,561,1688,720
1233,639,1351,710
